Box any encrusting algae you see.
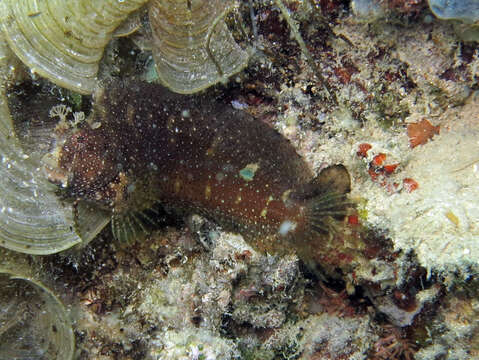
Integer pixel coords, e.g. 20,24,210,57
49,80,352,256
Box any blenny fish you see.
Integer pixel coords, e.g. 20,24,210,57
50,80,351,256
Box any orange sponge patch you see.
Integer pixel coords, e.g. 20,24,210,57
407,119,440,148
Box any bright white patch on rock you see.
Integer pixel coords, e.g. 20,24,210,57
365,96,479,275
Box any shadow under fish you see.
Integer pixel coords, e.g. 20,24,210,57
49,80,353,262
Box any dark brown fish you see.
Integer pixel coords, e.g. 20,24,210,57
52,80,351,254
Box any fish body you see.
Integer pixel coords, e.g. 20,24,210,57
55,81,350,253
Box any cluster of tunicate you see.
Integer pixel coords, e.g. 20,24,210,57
0,262,74,360
428,0,479,23
149,0,250,94
351,0,385,21
0,0,149,94
0,61,109,254
0,0,249,95
351,0,479,24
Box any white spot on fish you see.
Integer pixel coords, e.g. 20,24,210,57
231,100,248,110
278,220,297,236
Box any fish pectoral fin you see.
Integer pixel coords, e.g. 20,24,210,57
110,203,167,243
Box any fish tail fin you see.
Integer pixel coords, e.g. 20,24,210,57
298,164,353,237
285,164,354,269
305,191,351,236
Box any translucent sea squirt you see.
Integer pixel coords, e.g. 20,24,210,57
0,268,74,360
428,0,479,22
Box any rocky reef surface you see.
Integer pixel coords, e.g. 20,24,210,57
1,0,479,359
